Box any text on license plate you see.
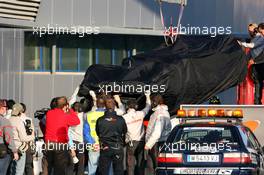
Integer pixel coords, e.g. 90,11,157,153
187,155,219,162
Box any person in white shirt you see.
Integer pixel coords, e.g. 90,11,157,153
144,94,171,175
123,91,151,175
20,103,35,175
68,87,85,175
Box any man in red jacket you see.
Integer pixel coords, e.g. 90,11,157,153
45,96,80,175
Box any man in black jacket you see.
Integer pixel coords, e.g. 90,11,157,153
96,96,127,175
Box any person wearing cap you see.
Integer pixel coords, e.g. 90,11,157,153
122,91,151,175
9,103,34,175
144,94,171,175
0,99,19,175
45,96,80,175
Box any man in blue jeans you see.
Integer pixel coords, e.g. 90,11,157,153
84,95,105,175
0,99,19,175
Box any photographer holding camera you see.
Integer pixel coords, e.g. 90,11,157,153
9,103,34,175
45,96,80,175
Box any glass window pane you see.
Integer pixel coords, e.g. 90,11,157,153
42,46,51,71
24,33,52,71
112,36,126,65
114,50,126,65
24,45,40,70
79,49,93,71
62,48,77,70
97,48,111,64
24,34,41,71
94,35,111,64
78,37,93,71
56,35,78,71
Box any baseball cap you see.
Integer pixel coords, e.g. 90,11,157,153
11,103,23,116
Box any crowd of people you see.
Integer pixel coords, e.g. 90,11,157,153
0,100,35,175
0,87,172,175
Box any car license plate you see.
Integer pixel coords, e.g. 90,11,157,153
187,155,219,162
173,168,233,175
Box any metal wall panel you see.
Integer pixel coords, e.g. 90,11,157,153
72,0,91,26
53,75,74,97
91,0,108,26
108,0,124,27
73,75,85,88
31,75,53,117
32,0,264,35
22,74,34,117
0,29,23,102
14,30,24,101
125,0,141,28
4,31,15,99
35,0,53,26
215,0,234,27
53,0,72,26
0,32,3,97
0,0,258,35
22,73,84,117
140,0,156,29
153,2,163,30
233,0,264,34
181,0,216,27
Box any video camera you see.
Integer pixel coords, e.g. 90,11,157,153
34,108,49,120
24,119,33,135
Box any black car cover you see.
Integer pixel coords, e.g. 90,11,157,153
78,35,248,114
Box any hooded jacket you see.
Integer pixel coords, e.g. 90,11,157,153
145,105,171,149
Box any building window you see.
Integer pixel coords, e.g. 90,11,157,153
24,33,52,71
24,33,163,72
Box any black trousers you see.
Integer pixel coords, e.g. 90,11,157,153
71,141,85,175
126,141,144,175
24,148,34,175
46,148,71,175
97,147,124,175
144,142,164,175
251,63,264,104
